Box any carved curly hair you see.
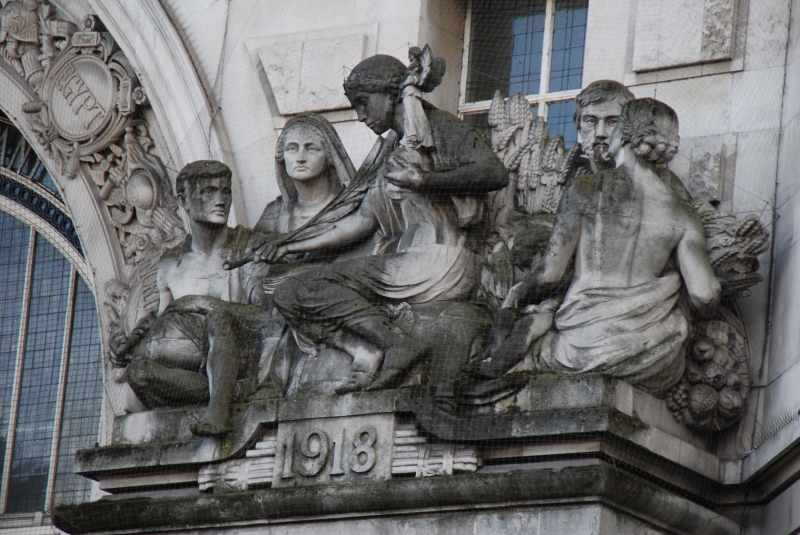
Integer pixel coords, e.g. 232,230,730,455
617,98,680,165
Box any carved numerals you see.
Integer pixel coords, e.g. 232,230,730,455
351,426,377,473
273,416,392,487
279,426,378,480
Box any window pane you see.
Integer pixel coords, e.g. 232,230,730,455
5,238,71,513
0,112,61,199
0,212,30,487
53,277,102,507
467,0,547,102
548,100,578,149
549,0,588,92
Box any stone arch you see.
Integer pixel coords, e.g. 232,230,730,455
85,0,246,223
0,60,124,317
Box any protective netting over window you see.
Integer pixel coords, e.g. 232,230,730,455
0,0,793,534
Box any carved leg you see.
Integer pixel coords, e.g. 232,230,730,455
191,308,244,437
126,356,209,410
333,334,384,394
347,315,427,391
466,309,552,379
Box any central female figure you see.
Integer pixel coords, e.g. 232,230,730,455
256,113,355,234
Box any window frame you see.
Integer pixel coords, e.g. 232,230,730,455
458,0,586,122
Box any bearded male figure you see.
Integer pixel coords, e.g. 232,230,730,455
110,161,273,436
470,99,721,394
253,51,508,392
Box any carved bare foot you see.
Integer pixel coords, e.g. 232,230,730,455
335,371,377,394
191,411,232,437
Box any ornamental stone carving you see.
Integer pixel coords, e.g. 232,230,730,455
56,45,771,531
0,2,188,374
19,13,147,178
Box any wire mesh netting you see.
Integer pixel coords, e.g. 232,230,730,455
0,0,792,534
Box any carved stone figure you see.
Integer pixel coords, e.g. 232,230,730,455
469,98,722,395
0,0,75,87
480,81,640,312
667,311,751,430
109,161,273,436
255,113,355,235
247,113,360,396
245,50,507,393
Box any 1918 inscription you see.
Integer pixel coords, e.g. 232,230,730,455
272,415,394,487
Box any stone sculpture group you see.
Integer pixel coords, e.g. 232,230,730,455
108,45,768,435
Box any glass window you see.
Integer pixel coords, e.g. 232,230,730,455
462,0,589,149
5,237,72,513
549,0,588,92
53,278,102,507
0,215,102,516
0,113,60,198
467,0,548,102
547,100,578,148
0,213,30,487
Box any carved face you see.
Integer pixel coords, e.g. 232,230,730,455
282,125,328,182
178,176,231,226
578,97,627,166
347,90,395,135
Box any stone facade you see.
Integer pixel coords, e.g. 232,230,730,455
1,1,800,534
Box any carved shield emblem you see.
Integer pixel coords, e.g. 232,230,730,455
43,54,115,142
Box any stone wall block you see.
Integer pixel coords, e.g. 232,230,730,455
633,0,736,72
730,67,785,133
631,75,732,138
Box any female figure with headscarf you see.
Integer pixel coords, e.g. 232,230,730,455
255,113,355,236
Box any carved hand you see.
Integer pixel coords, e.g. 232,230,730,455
108,336,137,368
384,160,424,189
252,240,289,264
166,295,218,314
224,232,285,269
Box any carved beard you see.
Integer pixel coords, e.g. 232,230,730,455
581,138,612,166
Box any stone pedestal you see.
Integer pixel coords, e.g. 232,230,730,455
53,376,745,535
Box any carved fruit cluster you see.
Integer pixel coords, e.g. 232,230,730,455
666,316,751,431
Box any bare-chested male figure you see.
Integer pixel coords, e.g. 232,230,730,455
472,99,721,393
110,160,271,436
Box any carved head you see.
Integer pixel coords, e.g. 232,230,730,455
175,160,232,227
611,98,680,166
278,123,329,183
573,80,634,167
274,114,354,202
344,55,406,135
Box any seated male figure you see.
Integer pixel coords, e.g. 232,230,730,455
110,161,271,436
473,99,721,394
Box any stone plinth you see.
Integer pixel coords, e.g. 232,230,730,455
55,376,745,535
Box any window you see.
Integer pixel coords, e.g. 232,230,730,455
460,0,589,148
0,116,60,199
0,212,102,516
0,113,103,522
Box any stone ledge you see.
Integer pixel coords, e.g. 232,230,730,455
77,376,728,487
53,464,740,535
